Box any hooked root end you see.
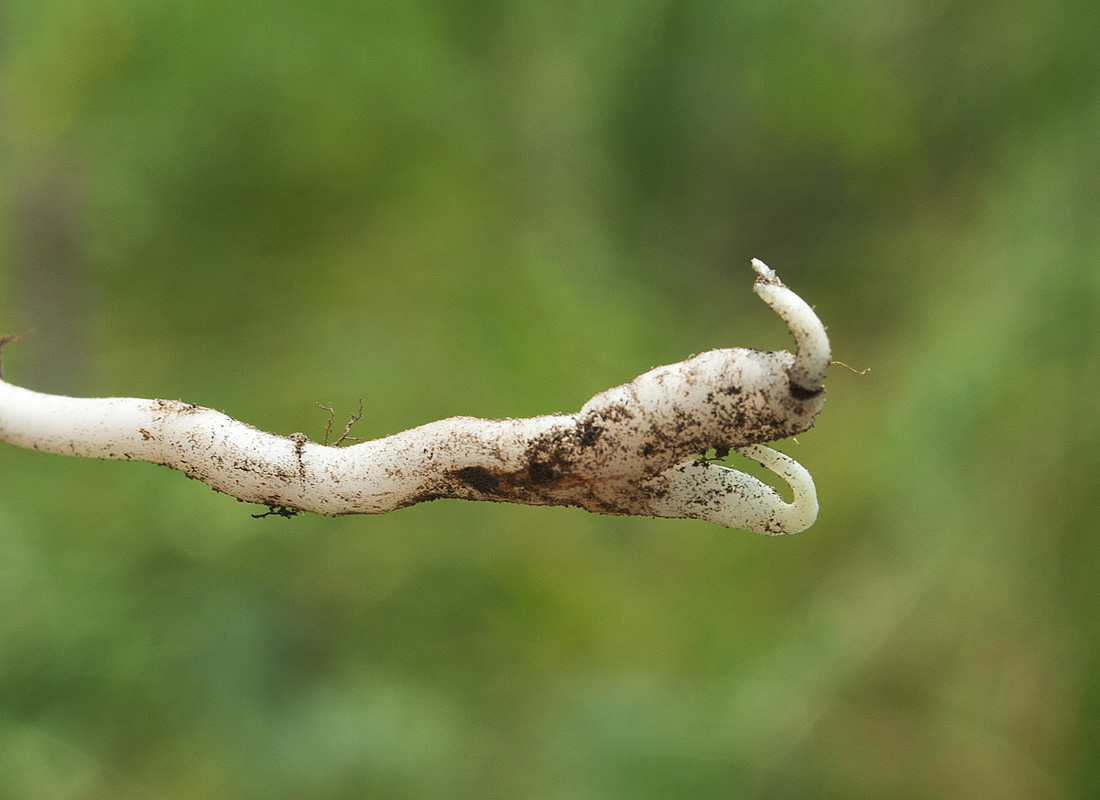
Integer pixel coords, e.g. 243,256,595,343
750,259,831,393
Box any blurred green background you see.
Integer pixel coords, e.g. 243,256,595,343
2,0,1099,797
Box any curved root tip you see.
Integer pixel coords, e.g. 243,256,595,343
750,257,783,287
750,259,830,392
734,444,819,534
652,445,819,535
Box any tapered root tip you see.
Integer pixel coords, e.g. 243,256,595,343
750,259,831,393
750,258,783,286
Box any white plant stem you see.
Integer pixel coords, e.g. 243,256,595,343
0,261,830,534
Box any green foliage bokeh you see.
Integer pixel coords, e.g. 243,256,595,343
2,1,1099,797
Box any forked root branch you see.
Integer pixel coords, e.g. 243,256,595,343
0,261,830,534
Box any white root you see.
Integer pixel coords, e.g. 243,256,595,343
750,258,831,392
0,260,830,534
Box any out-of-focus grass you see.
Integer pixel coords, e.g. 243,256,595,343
2,1,1099,797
